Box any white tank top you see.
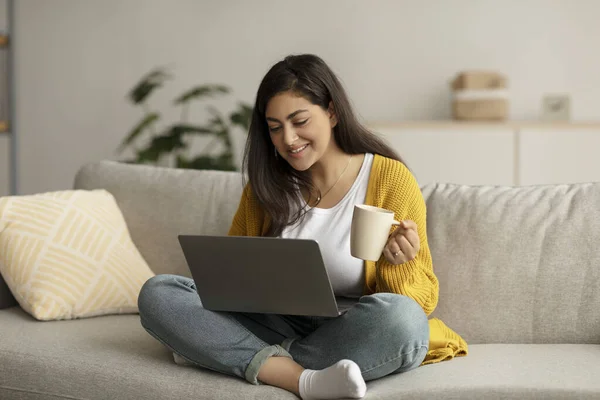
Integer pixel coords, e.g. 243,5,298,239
281,153,374,298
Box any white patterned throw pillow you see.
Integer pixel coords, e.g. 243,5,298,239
0,189,155,320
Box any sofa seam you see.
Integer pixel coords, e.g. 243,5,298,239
0,384,88,400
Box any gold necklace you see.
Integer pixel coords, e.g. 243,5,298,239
316,155,353,203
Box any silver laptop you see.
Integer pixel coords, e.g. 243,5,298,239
178,235,346,317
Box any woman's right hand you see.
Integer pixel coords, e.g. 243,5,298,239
382,220,420,265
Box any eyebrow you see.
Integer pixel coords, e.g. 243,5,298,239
266,109,309,123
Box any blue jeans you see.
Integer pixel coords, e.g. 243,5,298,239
138,274,429,385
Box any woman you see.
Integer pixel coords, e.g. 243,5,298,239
138,54,466,400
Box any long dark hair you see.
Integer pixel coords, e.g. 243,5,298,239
243,54,404,237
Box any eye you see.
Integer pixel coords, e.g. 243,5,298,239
269,126,281,133
294,119,309,126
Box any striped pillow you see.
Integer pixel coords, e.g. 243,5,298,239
0,189,155,320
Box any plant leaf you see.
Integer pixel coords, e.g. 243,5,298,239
207,106,227,128
203,106,229,140
229,102,253,131
136,132,186,163
180,154,237,171
154,131,187,151
118,112,160,153
128,68,171,104
135,146,162,163
119,158,139,164
173,84,230,105
169,124,215,136
175,155,191,168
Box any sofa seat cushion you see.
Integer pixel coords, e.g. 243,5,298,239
0,307,295,400
373,343,600,399
1,308,598,400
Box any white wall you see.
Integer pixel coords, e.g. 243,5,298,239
4,0,600,194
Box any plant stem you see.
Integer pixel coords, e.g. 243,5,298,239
141,101,167,166
181,103,189,123
142,102,158,138
180,104,190,160
175,103,192,164
200,135,221,154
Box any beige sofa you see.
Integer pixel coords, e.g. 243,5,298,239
1,160,599,399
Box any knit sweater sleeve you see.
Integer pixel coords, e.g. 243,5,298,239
373,159,439,316
227,183,266,237
227,183,251,236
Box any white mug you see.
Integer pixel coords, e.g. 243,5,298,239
350,204,401,261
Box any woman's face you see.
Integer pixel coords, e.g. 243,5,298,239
265,91,337,171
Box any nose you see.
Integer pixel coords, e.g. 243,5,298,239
282,126,298,147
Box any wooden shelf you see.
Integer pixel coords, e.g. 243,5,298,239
367,120,600,130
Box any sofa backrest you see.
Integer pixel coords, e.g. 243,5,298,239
75,161,600,345
422,182,600,345
74,161,244,278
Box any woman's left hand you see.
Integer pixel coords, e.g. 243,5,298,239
383,220,420,265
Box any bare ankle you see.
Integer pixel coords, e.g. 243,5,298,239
257,356,305,395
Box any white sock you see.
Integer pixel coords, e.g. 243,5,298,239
298,359,367,400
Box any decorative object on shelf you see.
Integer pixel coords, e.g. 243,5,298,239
117,67,252,171
541,94,571,122
451,71,508,121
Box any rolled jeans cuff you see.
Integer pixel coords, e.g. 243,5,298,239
245,344,293,385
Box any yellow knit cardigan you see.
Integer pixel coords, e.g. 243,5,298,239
228,154,468,365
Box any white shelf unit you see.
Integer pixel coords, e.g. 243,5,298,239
368,121,600,187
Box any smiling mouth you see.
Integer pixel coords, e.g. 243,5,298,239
289,144,308,154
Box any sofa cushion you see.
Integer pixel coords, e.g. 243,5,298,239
421,182,600,345
0,189,155,320
73,161,244,278
0,307,296,400
0,307,598,400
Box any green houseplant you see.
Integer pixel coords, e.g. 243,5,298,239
117,67,252,171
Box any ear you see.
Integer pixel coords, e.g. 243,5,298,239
328,101,338,128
